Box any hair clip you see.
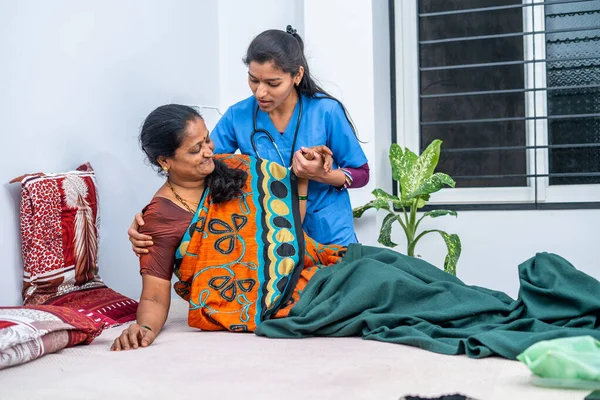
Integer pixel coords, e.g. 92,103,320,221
286,25,297,35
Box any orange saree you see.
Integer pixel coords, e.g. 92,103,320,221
172,154,345,332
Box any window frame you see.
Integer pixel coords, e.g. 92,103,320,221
392,0,600,209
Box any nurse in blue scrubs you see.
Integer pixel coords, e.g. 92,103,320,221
128,26,369,248
211,26,369,245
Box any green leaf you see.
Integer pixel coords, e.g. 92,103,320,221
408,172,456,199
399,149,418,203
389,143,404,181
401,140,442,201
423,209,458,218
372,188,400,203
373,198,393,211
436,230,461,276
353,200,380,218
417,139,442,180
353,197,394,218
372,188,403,211
415,196,428,209
377,213,399,248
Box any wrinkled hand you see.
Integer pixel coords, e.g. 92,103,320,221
128,213,153,256
111,323,156,351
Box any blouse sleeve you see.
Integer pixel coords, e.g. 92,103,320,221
340,163,370,189
138,199,191,281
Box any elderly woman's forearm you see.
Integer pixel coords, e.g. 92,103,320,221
136,297,169,334
136,281,171,335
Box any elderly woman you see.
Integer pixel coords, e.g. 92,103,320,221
111,104,344,351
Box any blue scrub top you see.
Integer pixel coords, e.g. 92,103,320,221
211,94,368,246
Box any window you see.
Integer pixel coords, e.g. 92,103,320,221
393,0,600,208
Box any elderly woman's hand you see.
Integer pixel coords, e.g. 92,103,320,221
111,323,156,351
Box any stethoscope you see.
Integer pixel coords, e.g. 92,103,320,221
250,95,303,168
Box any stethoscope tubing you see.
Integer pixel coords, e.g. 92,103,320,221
250,95,303,168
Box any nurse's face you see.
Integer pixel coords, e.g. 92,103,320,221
248,61,302,113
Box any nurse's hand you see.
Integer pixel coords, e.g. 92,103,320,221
128,214,153,256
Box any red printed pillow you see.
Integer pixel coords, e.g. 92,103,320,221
0,305,107,370
12,163,137,326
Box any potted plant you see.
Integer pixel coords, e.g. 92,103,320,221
353,140,461,275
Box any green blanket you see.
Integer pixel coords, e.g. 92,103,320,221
255,244,600,359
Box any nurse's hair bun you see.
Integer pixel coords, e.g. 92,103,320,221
286,25,297,35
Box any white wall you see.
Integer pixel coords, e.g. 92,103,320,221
1,0,598,306
388,209,600,299
215,0,301,116
0,0,220,305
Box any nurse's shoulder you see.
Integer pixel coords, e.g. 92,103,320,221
303,93,345,117
211,95,257,152
226,95,257,117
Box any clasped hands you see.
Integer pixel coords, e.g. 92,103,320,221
291,145,333,181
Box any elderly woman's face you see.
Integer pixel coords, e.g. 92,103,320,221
165,117,215,181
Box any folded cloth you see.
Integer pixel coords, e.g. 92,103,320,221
0,305,107,370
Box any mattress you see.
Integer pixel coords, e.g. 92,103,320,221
0,298,589,400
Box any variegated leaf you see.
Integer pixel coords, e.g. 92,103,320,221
399,149,418,203
377,212,399,248
423,209,458,218
353,189,399,218
437,230,461,276
418,139,442,180
353,200,380,218
402,140,442,200
407,172,455,199
373,198,392,212
389,143,404,182
372,188,400,203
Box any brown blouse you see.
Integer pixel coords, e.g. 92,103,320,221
138,197,192,281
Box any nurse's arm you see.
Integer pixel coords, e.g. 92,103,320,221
311,168,346,187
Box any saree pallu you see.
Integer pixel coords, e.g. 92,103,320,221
173,154,345,332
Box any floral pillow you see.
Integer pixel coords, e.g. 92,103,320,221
11,163,137,326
